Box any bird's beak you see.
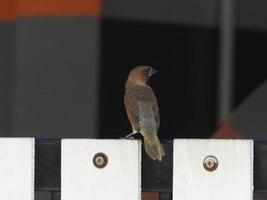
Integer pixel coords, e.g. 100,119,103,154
149,67,158,77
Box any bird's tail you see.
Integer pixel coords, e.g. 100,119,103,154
143,131,165,161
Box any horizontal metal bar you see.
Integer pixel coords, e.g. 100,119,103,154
35,139,267,195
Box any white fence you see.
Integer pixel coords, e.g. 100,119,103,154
0,138,253,200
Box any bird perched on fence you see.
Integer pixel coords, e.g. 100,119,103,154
124,65,165,161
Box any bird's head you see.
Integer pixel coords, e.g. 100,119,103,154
126,65,158,85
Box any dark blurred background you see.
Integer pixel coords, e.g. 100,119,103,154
0,0,267,140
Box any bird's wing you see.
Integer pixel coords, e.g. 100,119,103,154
125,85,160,132
138,101,157,134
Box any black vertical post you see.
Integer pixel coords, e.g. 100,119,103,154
217,0,235,122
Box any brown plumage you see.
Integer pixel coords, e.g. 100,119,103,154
124,66,165,161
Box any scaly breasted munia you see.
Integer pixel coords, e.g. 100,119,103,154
124,66,165,161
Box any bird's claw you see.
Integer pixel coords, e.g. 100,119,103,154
120,133,135,140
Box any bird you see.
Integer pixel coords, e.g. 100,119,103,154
124,65,165,161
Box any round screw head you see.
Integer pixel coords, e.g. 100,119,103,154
93,152,108,169
203,155,218,172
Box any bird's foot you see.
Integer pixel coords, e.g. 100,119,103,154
120,132,135,140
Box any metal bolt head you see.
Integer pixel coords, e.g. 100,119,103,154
93,152,108,169
203,155,218,172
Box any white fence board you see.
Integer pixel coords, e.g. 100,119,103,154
0,138,34,200
173,139,253,200
61,139,141,200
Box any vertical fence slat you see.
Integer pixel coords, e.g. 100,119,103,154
0,138,34,200
173,139,253,200
61,139,141,200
